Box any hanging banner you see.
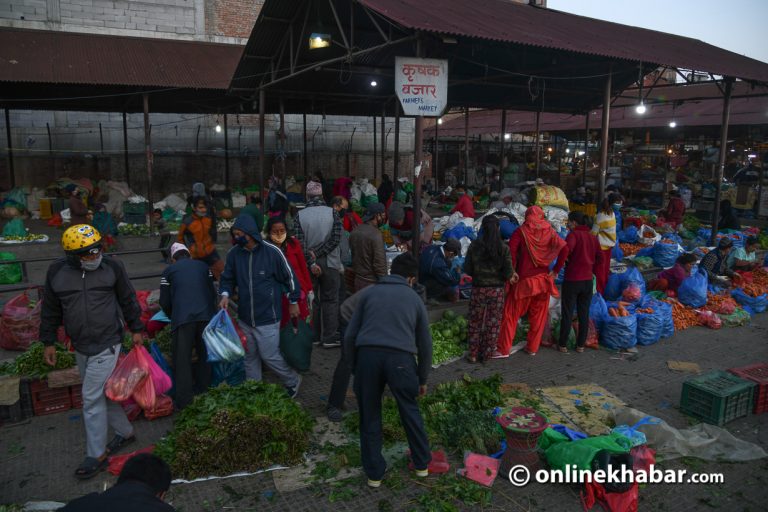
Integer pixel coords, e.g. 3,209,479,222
395,57,448,117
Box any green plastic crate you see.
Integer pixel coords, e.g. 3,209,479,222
680,371,755,426
122,201,148,215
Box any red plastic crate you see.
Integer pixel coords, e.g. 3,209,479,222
70,385,83,409
30,379,72,416
729,363,768,414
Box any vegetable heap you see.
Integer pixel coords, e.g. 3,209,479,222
344,374,504,455
682,214,701,233
118,223,150,236
429,310,468,366
154,326,172,355
154,381,314,479
662,298,699,331
0,234,47,242
0,342,75,379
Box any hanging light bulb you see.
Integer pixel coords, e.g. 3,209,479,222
669,121,677,128
215,121,222,133
635,61,646,114
437,118,443,125
635,102,646,115
504,133,511,140
370,80,378,87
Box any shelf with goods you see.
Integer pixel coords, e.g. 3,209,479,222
615,152,669,209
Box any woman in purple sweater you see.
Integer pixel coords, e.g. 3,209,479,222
648,253,697,293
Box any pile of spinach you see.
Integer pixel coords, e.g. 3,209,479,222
155,381,313,479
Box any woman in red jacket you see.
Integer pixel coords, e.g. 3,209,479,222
266,216,313,328
495,206,568,357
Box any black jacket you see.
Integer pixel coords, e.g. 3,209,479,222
59,480,175,512
40,257,144,356
159,257,217,331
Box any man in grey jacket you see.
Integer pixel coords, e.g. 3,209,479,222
343,253,432,488
40,224,144,480
295,180,343,348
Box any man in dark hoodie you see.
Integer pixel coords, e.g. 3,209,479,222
219,214,303,397
40,224,144,480
344,253,432,488
160,242,217,409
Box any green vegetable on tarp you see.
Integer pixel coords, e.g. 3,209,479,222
154,380,313,479
0,252,22,284
0,342,75,379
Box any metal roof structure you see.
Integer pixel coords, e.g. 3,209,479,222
228,0,768,116
425,83,768,136
0,28,244,113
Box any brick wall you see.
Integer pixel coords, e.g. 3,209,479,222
206,0,261,38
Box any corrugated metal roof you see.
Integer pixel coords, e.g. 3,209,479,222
361,0,768,83
425,96,768,136
0,28,243,89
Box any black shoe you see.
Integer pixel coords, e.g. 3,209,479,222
326,405,343,423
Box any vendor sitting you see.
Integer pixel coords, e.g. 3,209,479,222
728,236,761,271
388,201,434,251
657,190,686,227
450,184,476,219
699,238,735,286
419,237,462,302
491,189,515,210
648,253,698,293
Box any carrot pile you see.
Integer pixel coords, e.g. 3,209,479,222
662,298,699,331
706,293,737,315
608,305,631,317
643,231,656,239
741,282,767,298
619,243,643,256
635,307,655,314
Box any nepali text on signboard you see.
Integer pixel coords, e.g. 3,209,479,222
395,57,448,117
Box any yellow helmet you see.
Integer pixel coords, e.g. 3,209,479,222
62,224,102,254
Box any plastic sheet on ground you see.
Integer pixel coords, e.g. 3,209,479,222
612,406,767,462
543,205,569,232
532,384,626,436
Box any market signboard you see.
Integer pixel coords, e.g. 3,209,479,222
395,57,448,117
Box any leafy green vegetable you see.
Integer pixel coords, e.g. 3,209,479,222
0,342,75,379
155,380,314,479
154,326,172,355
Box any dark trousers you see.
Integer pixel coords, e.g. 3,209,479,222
328,322,351,410
312,257,341,344
172,321,211,409
159,233,172,261
354,348,431,480
559,279,593,348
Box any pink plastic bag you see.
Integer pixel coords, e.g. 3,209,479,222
697,310,722,330
105,347,149,402
130,345,172,410
457,452,500,487
0,289,42,351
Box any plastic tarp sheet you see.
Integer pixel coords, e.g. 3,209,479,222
612,407,767,461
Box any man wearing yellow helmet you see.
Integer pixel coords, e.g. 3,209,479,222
40,224,145,480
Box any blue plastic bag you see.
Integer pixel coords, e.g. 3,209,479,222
604,273,623,301
443,224,476,241
599,312,637,350
552,424,588,441
661,233,683,245
634,309,664,346
620,267,646,298
636,246,654,258
499,219,518,240
618,226,638,244
612,244,624,261
731,289,768,314
653,300,674,338
652,241,682,268
590,293,609,323
678,268,708,308
203,310,246,363
611,417,660,447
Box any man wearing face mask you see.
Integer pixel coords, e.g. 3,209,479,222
220,214,303,397
40,225,144,480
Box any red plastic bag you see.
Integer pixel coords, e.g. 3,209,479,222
129,345,167,410
697,310,722,330
233,320,248,353
574,320,599,350
121,398,142,421
107,445,155,476
105,347,149,402
630,445,656,478
408,449,450,474
582,481,638,512
47,213,63,227
136,290,152,327
0,288,42,351
144,394,174,420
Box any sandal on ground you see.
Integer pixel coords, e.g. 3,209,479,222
523,349,537,356
558,346,568,353
466,355,478,363
490,351,509,359
106,433,135,455
575,347,585,353
75,456,107,480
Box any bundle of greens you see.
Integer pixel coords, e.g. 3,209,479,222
429,310,468,366
154,326,172,355
154,381,313,479
0,342,75,379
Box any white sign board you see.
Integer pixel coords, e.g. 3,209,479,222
395,57,448,117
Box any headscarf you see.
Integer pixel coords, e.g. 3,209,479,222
192,182,206,198
519,205,566,268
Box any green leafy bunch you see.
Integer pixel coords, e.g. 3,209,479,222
0,342,75,379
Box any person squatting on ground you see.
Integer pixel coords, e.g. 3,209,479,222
464,215,515,363
178,197,224,279
419,237,462,302
349,202,388,293
59,453,176,512
699,237,736,287
558,212,602,354
159,242,217,409
295,180,344,348
648,253,698,293
592,194,618,294
265,216,314,328
343,253,432,488
219,214,302,398
496,206,568,357
40,224,144,479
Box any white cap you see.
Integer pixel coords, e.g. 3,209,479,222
170,242,188,259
